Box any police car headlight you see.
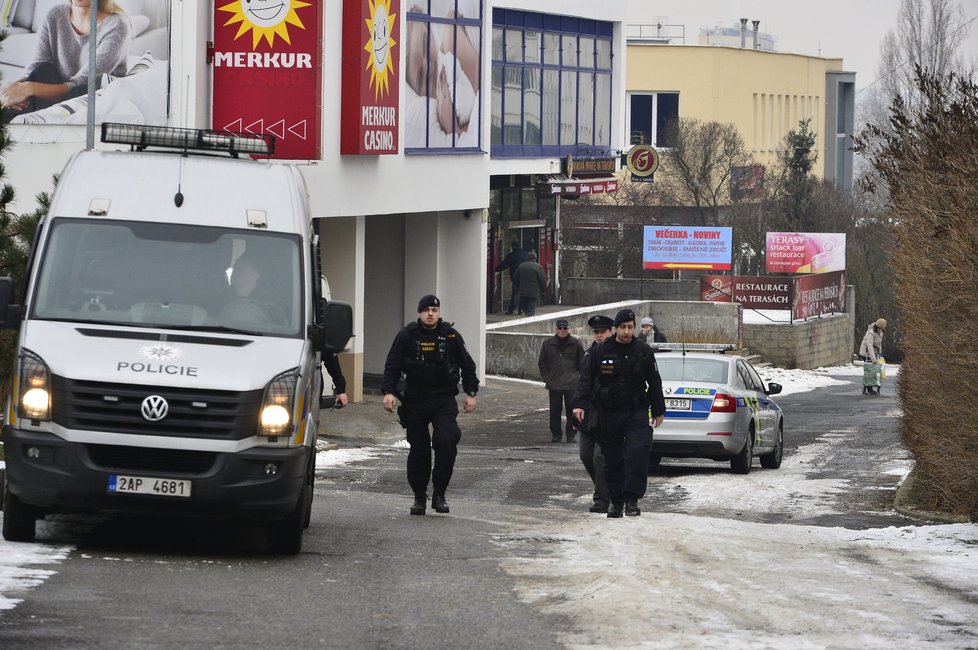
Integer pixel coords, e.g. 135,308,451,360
18,349,52,421
258,368,299,437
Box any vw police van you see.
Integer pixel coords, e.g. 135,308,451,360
0,124,352,554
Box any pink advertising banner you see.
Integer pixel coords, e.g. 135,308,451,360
766,232,847,274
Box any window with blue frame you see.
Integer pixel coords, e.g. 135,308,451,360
491,10,613,159
405,0,483,152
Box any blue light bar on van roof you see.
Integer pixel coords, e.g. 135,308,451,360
100,123,275,157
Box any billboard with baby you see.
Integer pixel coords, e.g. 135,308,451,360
765,232,846,274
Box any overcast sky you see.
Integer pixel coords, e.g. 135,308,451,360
625,0,978,93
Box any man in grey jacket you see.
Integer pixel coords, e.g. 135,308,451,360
513,251,547,316
538,318,585,442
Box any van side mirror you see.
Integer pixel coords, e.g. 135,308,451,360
314,300,353,353
0,277,23,329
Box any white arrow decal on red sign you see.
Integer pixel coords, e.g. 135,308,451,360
288,120,307,140
266,119,286,141
245,118,265,135
222,118,243,132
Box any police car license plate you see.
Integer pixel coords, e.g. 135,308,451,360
108,474,191,498
666,398,691,411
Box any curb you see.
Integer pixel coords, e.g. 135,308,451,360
893,467,972,524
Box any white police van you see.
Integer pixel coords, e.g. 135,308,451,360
0,124,352,554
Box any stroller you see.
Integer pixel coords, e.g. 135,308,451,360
862,359,882,395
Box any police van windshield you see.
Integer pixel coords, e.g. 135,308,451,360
32,219,303,337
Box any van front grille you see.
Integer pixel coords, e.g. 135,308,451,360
86,444,217,474
52,376,263,441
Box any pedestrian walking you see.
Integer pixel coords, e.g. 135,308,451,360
494,241,528,315
859,318,886,395
381,295,479,515
572,309,666,518
512,251,547,317
637,316,668,351
538,318,585,443
577,314,614,513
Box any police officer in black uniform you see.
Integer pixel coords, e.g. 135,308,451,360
382,295,479,515
578,314,614,513
572,309,666,518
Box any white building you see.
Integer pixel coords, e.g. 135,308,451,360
2,0,626,399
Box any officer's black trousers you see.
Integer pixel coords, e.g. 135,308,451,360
403,394,462,497
548,389,575,441
578,425,608,505
597,407,653,504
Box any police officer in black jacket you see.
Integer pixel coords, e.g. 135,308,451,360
572,309,666,518
578,314,614,513
382,295,479,516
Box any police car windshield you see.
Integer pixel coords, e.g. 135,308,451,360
32,218,303,337
657,358,729,384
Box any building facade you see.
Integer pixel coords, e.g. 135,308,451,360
2,0,627,397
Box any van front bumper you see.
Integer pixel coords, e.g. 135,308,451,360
1,426,310,521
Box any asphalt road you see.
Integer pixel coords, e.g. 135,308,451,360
0,370,914,648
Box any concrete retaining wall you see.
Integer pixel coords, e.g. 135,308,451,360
560,277,700,304
487,300,741,380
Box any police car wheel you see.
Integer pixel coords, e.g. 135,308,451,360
760,424,784,470
731,425,754,475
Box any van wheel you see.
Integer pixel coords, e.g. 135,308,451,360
731,425,754,475
302,459,315,529
3,491,38,543
760,424,784,469
266,481,307,555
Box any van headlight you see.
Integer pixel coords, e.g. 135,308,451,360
258,368,299,437
18,349,52,421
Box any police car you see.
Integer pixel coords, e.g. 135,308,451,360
652,353,784,474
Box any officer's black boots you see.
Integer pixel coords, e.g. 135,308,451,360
410,495,427,515
589,500,609,513
607,503,624,518
624,501,641,516
431,494,450,513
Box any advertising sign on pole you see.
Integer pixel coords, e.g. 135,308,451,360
341,0,400,154
766,232,846,274
791,270,847,320
212,0,323,160
643,226,733,270
701,275,791,309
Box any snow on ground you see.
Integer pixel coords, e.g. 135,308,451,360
4,363,973,649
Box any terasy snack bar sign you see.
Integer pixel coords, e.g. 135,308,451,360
766,232,846,274
212,0,323,160
341,0,400,154
643,226,733,271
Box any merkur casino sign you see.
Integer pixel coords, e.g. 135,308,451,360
211,0,323,160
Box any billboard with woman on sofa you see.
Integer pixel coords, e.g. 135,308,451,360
0,0,170,127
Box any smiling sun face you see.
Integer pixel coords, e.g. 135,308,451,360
363,0,397,99
218,0,312,49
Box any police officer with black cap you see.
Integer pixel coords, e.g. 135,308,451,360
577,314,614,512
382,294,479,516
572,309,666,518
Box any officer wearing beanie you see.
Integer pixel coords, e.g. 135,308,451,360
572,309,666,518
381,294,479,515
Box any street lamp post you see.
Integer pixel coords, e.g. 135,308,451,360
85,4,98,149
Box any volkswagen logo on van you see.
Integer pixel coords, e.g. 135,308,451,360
141,395,169,422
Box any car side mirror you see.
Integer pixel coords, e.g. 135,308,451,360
0,277,23,329
315,300,353,353
765,382,782,396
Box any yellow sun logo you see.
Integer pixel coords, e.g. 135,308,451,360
363,0,397,99
218,0,312,49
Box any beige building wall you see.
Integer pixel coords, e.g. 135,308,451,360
625,44,844,177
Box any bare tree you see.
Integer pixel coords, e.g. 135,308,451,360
654,118,754,226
